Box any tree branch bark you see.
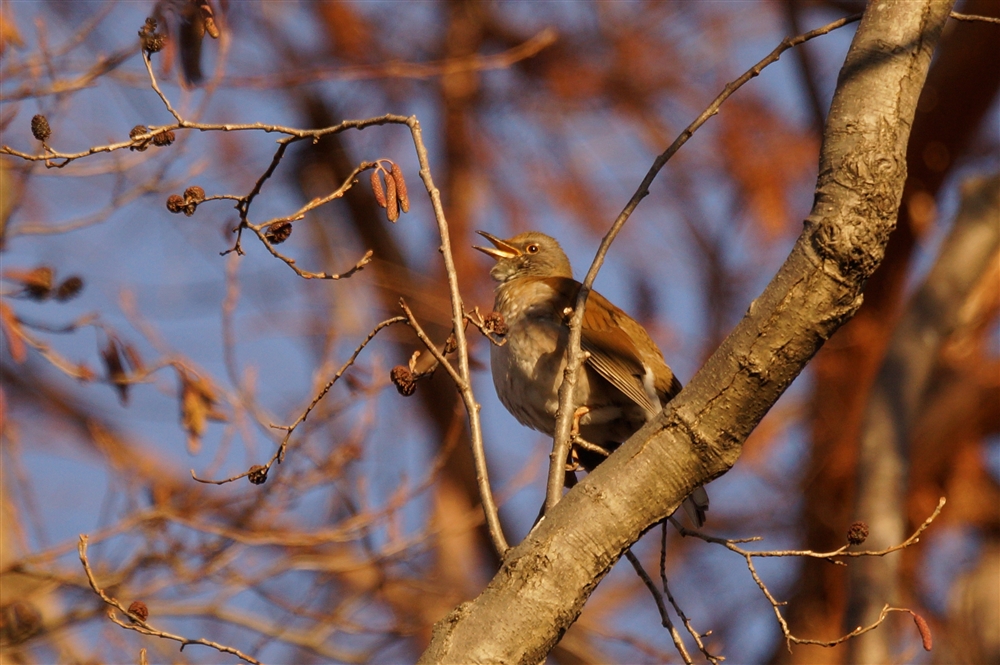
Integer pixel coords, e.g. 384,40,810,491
418,1,954,662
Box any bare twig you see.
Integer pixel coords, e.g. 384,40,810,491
660,523,721,664
624,549,693,665
670,498,945,652
398,299,509,556
78,535,263,665
545,11,864,512
192,316,406,485
399,300,462,385
223,28,558,88
949,11,1000,24
403,117,510,556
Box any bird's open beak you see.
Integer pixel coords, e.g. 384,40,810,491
473,231,520,260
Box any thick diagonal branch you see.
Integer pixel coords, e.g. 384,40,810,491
419,1,954,662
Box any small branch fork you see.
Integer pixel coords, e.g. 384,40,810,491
659,523,721,664
545,10,865,512
78,535,263,665
394,114,511,556
663,497,945,655
192,316,407,485
625,549,696,665
399,299,509,555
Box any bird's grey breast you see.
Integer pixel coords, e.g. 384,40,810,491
489,281,568,434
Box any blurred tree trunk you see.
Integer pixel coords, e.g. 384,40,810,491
848,173,1000,663
779,2,1000,661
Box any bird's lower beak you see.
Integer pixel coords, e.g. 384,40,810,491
473,231,520,260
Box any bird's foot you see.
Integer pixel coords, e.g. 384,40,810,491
565,446,582,472
570,406,590,439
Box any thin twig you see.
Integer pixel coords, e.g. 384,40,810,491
949,11,1000,24
670,497,945,652
672,497,945,562
232,161,377,278
223,28,558,88
404,117,510,556
660,523,721,664
192,316,407,484
624,549,693,665
78,535,262,665
398,300,463,385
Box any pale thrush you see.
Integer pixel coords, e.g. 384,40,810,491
475,231,709,526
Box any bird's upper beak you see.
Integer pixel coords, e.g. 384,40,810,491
473,231,520,261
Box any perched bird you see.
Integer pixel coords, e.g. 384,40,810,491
474,231,709,526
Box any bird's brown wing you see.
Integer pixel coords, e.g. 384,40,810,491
543,277,658,413
617,314,682,402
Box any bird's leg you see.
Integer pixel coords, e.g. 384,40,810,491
569,405,589,439
565,405,591,472
566,445,582,472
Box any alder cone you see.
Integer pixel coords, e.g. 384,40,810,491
391,163,409,213
385,170,399,222
30,114,51,141
371,170,386,208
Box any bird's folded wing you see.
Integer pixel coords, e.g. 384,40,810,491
580,294,659,414
541,276,658,412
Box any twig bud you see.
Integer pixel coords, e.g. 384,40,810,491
847,521,869,545
248,465,268,485
264,222,292,245
139,18,165,54
127,600,149,622
30,114,51,142
390,365,416,396
129,125,151,152
152,130,175,146
166,194,186,214
483,311,508,337
55,276,84,301
184,186,205,203
443,333,458,355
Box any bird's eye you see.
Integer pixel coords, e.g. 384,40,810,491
526,244,539,254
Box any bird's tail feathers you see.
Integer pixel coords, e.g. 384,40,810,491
681,486,709,527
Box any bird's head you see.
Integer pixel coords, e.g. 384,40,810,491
473,231,573,283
